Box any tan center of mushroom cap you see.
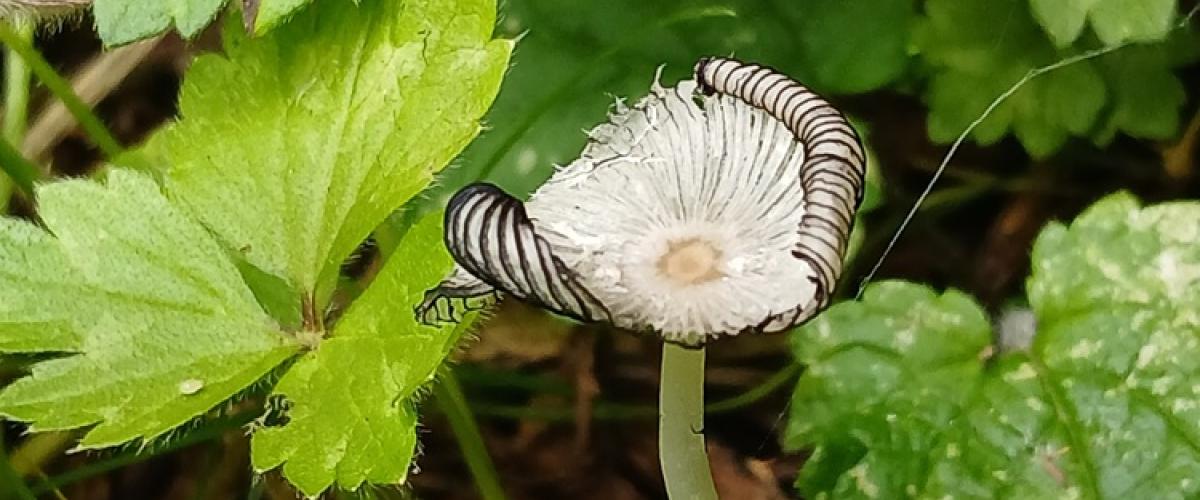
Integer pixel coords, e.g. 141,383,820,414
657,238,724,285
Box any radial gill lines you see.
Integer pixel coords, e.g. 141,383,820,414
694,56,866,312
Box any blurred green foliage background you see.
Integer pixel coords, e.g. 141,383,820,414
434,0,1196,204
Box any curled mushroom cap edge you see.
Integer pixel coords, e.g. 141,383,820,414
416,56,866,346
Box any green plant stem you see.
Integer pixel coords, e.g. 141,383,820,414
705,363,801,413
434,370,507,500
4,23,31,144
659,342,717,500
30,412,255,495
0,135,40,196
462,362,800,422
0,435,35,500
0,23,123,160
470,401,657,421
0,21,32,207
9,432,71,479
455,365,574,396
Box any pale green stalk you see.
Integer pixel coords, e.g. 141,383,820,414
0,20,32,205
659,342,717,500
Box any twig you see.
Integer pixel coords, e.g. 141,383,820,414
1164,106,1200,180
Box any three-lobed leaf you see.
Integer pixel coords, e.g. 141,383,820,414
787,193,1200,498
1091,36,1198,144
1030,0,1178,47
1028,0,1098,47
155,0,511,304
0,170,298,448
251,213,470,495
2,0,511,494
919,0,1193,158
918,0,1106,157
790,0,913,94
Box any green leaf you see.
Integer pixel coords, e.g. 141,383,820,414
1,0,511,491
1087,0,1177,46
0,321,77,353
1027,192,1200,326
1030,0,1177,47
250,212,469,496
787,282,992,497
251,0,311,34
92,0,226,46
787,193,1200,498
919,0,1108,158
0,170,298,448
1092,43,1187,144
153,0,511,305
1029,0,1098,47
924,0,1192,158
792,0,914,94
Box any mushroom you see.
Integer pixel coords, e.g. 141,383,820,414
418,57,865,498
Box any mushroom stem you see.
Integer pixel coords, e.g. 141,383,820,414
659,341,718,499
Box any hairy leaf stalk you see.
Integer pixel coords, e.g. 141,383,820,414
0,0,90,18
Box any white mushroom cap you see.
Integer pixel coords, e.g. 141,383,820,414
418,58,865,345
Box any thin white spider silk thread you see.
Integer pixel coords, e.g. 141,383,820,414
859,6,1200,297
524,76,818,344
